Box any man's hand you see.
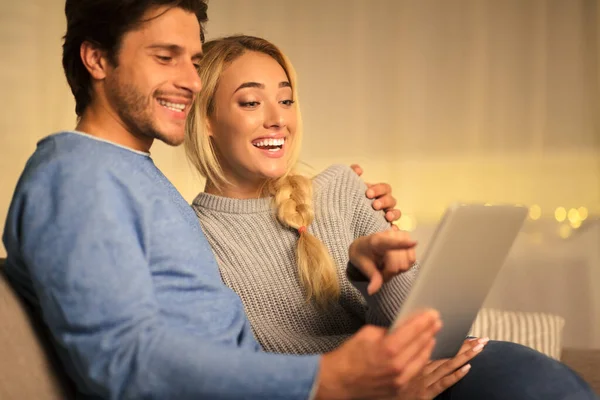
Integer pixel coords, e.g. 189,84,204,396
351,164,401,225
349,230,417,294
315,310,442,400
397,337,489,399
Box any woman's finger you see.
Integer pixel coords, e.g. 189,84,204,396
381,250,408,281
407,247,417,266
369,231,417,255
367,272,384,295
427,363,472,397
421,359,448,375
424,339,486,387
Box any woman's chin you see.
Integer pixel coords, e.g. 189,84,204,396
262,170,287,180
256,164,288,181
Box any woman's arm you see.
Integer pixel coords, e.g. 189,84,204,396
337,165,421,326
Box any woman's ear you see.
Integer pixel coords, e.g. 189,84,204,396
206,119,214,137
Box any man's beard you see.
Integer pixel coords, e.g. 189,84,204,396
105,73,183,147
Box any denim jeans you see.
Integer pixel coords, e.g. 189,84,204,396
436,340,598,400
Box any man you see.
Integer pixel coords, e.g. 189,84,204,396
4,1,597,399
2,1,439,398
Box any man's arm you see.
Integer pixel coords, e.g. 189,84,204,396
5,170,318,400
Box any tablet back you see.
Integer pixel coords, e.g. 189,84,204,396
391,203,528,359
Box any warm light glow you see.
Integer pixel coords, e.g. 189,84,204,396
570,219,582,229
555,207,567,222
398,215,416,232
529,204,542,220
559,224,572,239
568,208,580,224
578,207,589,221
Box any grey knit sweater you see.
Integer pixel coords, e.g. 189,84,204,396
192,165,418,355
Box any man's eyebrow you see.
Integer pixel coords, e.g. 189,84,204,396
146,43,182,52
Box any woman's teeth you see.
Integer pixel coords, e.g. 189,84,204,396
158,99,185,112
253,138,285,151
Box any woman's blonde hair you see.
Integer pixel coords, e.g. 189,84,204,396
185,35,339,307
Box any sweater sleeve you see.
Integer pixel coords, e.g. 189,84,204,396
334,165,419,326
3,164,319,400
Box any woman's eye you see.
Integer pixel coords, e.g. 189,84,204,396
281,100,295,106
240,101,260,108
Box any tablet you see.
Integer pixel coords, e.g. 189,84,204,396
390,203,528,359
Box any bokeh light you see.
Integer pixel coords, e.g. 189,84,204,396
570,219,582,229
555,207,567,222
559,224,572,239
568,208,580,224
529,204,542,220
398,215,416,232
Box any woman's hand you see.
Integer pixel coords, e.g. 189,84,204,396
397,337,490,399
348,230,417,294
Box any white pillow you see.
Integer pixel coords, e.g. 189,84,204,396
468,308,565,360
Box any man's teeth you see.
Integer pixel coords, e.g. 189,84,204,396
158,99,185,112
253,138,285,148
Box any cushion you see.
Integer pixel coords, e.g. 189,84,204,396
469,307,565,360
0,260,74,399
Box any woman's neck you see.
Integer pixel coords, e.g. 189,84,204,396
203,177,270,199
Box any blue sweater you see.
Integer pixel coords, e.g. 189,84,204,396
2,132,319,399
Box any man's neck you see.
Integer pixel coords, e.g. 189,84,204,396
76,105,153,153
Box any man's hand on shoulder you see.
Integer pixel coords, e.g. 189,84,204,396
351,164,401,228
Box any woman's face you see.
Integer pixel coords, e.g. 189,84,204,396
208,51,297,191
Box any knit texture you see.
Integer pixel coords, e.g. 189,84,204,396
193,165,418,355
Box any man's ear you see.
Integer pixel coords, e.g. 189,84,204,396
80,41,110,80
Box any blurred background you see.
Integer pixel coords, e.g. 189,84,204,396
0,1,598,348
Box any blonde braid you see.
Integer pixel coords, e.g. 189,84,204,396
270,174,340,308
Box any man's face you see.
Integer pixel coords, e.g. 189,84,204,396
104,6,203,146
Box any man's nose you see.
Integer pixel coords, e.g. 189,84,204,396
175,59,202,94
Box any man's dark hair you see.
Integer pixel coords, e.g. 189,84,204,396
62,0,208,116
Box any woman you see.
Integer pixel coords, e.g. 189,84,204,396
185,35,595,400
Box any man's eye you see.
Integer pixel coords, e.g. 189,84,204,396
156,56,172,63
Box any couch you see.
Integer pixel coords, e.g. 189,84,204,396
1,258,598,398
